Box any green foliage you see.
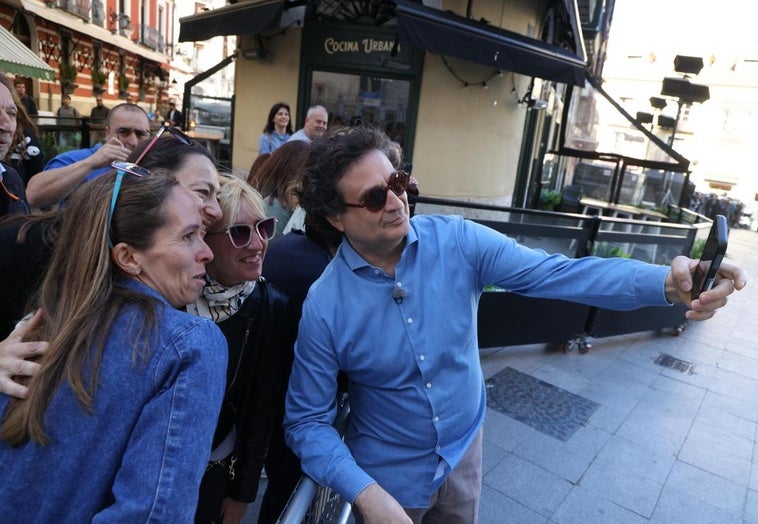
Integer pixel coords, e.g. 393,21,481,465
539,189,562,211
91,69,107,87
593,242,631,259
118,74,130,91
59,63,77,83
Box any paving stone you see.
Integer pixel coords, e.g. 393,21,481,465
486,367,599,441
552,485,649,524
665,461,746,517
578,457,664,517
649,485,742,524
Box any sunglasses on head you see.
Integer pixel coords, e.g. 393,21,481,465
133,125,194,165
208,217,277,248
344,170,410,213
107,161,151,249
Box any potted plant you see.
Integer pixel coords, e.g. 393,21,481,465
538,189,563,211
59,63,78,94
91,69,107,93
118,74,130,96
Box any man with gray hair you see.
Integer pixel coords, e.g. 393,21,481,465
288,105,328,143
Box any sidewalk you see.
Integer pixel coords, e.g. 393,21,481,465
479,228,758,523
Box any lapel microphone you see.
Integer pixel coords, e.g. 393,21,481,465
393,286,408,304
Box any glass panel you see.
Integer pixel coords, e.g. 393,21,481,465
564,81,682,166
310,70,411,151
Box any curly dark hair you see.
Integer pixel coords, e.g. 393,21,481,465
300,125,394,213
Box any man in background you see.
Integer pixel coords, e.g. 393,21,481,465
26,103,150,207
13,79,37,117
288,105,328,143
89,95,110,145
165,100,184,130
56,94,81,148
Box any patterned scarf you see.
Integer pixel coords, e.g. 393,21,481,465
186,276,257,323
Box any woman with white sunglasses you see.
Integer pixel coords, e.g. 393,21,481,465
189,174,290,524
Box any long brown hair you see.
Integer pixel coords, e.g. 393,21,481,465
1,172,178,446
247,140,309,211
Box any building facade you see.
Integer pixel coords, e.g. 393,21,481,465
1,0,173,117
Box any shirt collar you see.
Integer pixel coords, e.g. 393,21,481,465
338,217,419,272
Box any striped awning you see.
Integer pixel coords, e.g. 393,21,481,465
0,25,55,81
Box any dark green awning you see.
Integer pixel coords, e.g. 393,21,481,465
394,0,586,86
0,25,55,81
178,0,285,42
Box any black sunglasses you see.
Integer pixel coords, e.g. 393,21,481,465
133,125,193,165
208,217,277,248
344,170,411,213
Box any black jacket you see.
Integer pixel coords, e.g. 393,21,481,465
213,278,290,503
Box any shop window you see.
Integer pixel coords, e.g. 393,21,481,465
310,70,411,148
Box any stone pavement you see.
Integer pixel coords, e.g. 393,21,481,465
478,228,758,523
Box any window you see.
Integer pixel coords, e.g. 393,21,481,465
310,70,411,148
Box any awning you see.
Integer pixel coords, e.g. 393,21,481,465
0,24,55,81
394,0,586,86
179,0,285,43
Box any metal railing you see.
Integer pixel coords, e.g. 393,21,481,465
278,394,352,524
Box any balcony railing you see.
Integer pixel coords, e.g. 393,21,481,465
58,0,91,21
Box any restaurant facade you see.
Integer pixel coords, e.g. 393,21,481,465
180,0,593,204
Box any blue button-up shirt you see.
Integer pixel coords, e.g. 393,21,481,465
258,131,291,153
285,215,670,508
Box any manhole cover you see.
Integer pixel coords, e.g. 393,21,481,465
485,367,599,441
654,354,694,374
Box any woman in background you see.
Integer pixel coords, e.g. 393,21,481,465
258,102,293,154
248,140,309,239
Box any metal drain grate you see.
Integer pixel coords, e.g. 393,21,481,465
485,367,599,441
655,354,694,374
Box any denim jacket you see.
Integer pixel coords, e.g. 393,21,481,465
0,281,228,522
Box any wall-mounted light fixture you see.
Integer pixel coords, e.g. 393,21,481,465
240,35,267,60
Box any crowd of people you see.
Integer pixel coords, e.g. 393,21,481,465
0,72,749,523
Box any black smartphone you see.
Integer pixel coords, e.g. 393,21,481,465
691,214,728,300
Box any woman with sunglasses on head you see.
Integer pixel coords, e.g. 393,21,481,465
0,171,228,521
187,174,289,524
129,125,223,225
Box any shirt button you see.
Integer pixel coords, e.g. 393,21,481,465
374,269,380,275
407,318,413,324
419,355,425,361
433,416,440,422
436,445,441,451
426,383,432,389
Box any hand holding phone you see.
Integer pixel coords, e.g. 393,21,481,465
691,214,728,300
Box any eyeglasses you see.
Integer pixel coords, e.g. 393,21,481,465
208,217,277,248
107,161,150,249
133,125,193,165
116,127,151,140
343,170,410,213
